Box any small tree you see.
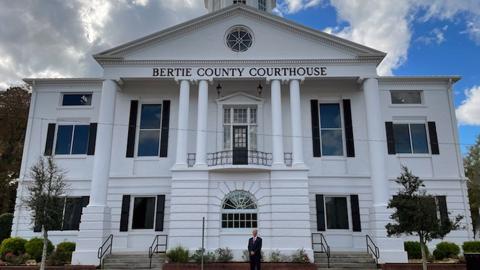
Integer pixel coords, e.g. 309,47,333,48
386,166,462,270
465,135,480,238
24,157,66,270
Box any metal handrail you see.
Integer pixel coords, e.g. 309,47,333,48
366,235,380,265
207,150,272,166
97,234,113,269
149,234,168,269
312,233,330,268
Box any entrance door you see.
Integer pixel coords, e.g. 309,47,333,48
233,125,248,165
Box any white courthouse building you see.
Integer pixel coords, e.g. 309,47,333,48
12,0,472,265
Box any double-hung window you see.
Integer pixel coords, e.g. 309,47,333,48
55,124,90,155
223,106,257,150
393,123,429,154
137,104,162,157
34,197,89,232
319,103,344,156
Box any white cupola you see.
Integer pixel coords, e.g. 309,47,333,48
204,0,276,13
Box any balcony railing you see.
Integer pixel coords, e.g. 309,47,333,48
208,150,272,166
187,151,293,167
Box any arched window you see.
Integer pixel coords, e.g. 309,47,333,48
222,190,258,228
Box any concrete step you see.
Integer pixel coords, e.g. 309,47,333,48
315,252,374,257
316,262,378,268
314,257,376,263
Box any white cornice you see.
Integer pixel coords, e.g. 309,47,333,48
379,76,461,85
23,78,104,86
96,58,384,67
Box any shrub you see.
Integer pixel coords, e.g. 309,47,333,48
0,213,13,243
215,247,233,262
463,241,480,253
24,237,54,262
433,242,460,260
291,249,310,264
166,246,189,263
269,250,290,262
404,241,430,259
0,237,27,258
4,252,31,265
190,248,216,264
48,242,76,266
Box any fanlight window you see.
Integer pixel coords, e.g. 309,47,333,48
222,191,257,228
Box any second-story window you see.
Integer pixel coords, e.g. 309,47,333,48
319,103,344,156
138,104,163,157
55,124,90,155
223,106,257,150
258,0,266,11
233,0,247,4
393,123,429,154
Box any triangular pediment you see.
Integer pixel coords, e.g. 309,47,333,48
95,5,385,63
217,92,264,104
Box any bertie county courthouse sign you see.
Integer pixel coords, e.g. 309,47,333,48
152,66,328,78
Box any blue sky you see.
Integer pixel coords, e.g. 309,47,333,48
0,0,478,154
278,1,480,154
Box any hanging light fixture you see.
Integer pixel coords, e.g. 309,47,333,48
216,83,223,97
257,82,263,96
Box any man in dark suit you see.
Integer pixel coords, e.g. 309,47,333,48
248,229,262,270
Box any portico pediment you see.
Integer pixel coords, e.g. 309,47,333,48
95,5,385,65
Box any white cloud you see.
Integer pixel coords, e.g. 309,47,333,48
0,0,205,90
416,26,448,45
280,0,480,75
456,86,480,125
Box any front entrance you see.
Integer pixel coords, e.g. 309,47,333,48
233,125,248,165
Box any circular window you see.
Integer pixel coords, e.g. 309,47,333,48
226,26,253,52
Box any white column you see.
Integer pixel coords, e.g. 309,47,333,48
90,79,117,206
72,79,117,265
289,79,304,166
363,78,408,263
175,80,190,166
270,79,285,166
195,80,208,167
363,78,389,206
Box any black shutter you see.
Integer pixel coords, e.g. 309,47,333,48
385,122,396,154
350,195,361,232
428,122,440,155
44,123,56,156
120,195,131,232
87,123,97,155
155,195,166,231
159,100,171,157
316,194,326,231
436,196,449,224
81,196,90,207
311,100,321,157
343,99,355,157
126,101,139,158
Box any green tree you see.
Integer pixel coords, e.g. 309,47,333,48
23,157,67,270
0,86,30,214
386,166,462,270
465,135,480,238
